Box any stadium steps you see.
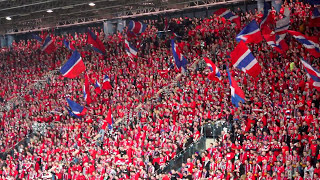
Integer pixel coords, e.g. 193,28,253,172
205,138,219,149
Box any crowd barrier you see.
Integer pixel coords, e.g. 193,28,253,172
0,132,36,160
155,121,230,175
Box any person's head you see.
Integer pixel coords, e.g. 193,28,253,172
306,161,311,166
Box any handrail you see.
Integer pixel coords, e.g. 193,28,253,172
0,132,35,159
154,121,229,176
0,69,58,154
0,68,181,155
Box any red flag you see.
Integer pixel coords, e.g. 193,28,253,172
264,32,288,55
102,75,112,90
84,74,92,105
42,35,56,54
94,80,102,94
87,30,106,54
106,108,113,125
101,108,114,130
230,41,262,78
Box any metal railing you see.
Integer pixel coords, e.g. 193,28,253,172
0,132,36,160
155,121,230,175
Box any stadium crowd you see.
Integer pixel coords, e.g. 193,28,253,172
0,0,319,179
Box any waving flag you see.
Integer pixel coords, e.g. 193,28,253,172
227,67,245,107
236,20,262,44
128,20,147,34
63,39,75,51
32,34,43,43
275,7,290,33
60,50,86,78
265,32,288,54
83,74,92,105
230,41,262,77
83,85,88,103
287,30,320,58
309,7,320,27
124,39,138,58
171,40,188,72
94,80,102,94
301,58,320,91
66,98,87,116
65,106,81,119
101,108,114,130
102,75,112,90
106,108,114,130
260,1,273,29
214,8,240,28
274,7,290,45
204,57,221,82
172,32,181,38
41,35,56,54
87,30,106,54
127,30,137,39
273,0,282,13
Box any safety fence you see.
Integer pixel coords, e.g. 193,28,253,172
155,121,230,175
0,132,36,160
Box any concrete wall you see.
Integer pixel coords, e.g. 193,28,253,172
0,35,14,48
103,19,126,36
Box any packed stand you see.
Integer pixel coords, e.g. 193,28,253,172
0,0,318,180
158,2,320,180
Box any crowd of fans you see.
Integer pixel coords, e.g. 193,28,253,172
0,0,318,179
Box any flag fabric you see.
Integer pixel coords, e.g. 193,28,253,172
128,20,147,34
260,1,273,29
102,75,112,90
214,8,240,28
106,108,114,130
87,30,106,54
274,7,290,48
171,40,188,71
273,0,282,13
260,2,287,50
287,30,320,58
124,39,138,59
230,41,262,77
275,7,290,34
41,35,56,54
83,85,88,103
66,98,87,116
227,67,245,107
94,80,102,94
264,32,289,54
203,57,221,82
32,34,43,43
260,1,274,33
41,31,48,40
309,7,320,27
65,106,81,119
171,31,182,40
301,58,320,91
60,50,86,78
127,30,137,39
83,74,92,105
63,39,75,51
102,108,114,130
236,20,263,44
